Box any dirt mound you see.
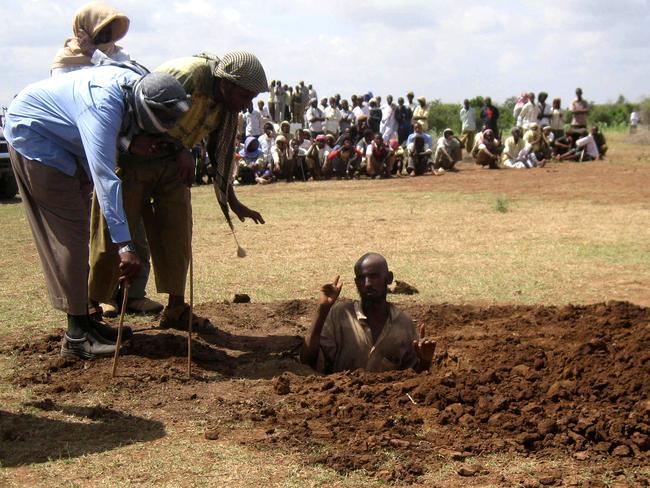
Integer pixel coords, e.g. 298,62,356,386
6,300,649,484
205,301,650,483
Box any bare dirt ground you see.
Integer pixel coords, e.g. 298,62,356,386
3,298,649,486
2,135,649,486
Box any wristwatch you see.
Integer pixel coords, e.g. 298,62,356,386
118,242,136,254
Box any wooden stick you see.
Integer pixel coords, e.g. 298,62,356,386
111,285,130,378
187,219,193,378
183,186,195,378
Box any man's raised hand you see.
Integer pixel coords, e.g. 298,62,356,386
319,275,343,307
413,323,436,366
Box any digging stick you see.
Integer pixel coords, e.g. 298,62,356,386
111,285,130,378
187,187,194,378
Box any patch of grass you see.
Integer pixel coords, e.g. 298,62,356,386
494,196,509,213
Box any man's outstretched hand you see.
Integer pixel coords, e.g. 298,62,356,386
231,201,265,224
319,275,343,307
413,323,436,367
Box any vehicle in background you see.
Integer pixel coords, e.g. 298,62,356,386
0,106,19,199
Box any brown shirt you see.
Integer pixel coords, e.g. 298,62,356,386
317,301,419,373
570,99,589,127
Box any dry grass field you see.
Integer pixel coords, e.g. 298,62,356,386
0,131,649,487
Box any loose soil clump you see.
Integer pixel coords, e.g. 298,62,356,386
4,300,649,484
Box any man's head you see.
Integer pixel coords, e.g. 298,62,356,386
576,87,583,98
341,99,349,110
320,97,328,108
463,99,470,109
386,94,393,105
552,97,561,108
443,128,454,139
538,92,548,103
257,99,265,109
131,72,190,134
407,91,414,102
275,134,287,148
329,96,337,108
373,133,383,145
353,253,393,304
484,96,492,106
280,120,291,133
528,92,535,103
310,97,318,108
263,121,274,136
398,97,404,106
418,96,426,107
308,84,313,89
511,127,522,141
414,122,423,134
213,51,268,112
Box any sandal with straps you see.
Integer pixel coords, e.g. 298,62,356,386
159,303,212,332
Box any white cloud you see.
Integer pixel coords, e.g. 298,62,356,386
0,0,649,107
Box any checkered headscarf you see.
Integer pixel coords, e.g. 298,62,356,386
201,51,267,234
213,51,268,94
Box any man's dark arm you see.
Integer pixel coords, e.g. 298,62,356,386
300,276,342,369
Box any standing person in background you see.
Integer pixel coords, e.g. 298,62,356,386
339,99,355,134
412,97,429,132
630,109,640,134
308,84,317,104
305,98,326,139
513,92,529,128
274,81,285,123
324,97,342,136
406,91,417,113
368,99,383,134
257,99,270,124
244,103,263,139
550,98,564,139
380,95,398,143
51,1,163,316
537,92,551,127
284,84,292,122
292,85,304,124
480,97,500,135
268,80,276,122
395,97,413,144
518,92,539,129
570,87,589,137
459,99,476,154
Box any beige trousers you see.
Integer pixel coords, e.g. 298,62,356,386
88,153,191,303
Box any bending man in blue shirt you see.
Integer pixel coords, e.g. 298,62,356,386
4,65,189,359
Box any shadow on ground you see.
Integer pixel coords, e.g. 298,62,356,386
0,401,165,467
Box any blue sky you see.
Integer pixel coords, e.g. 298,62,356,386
1,0,649,108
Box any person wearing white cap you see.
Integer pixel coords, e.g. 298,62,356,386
88,51,269,332
4,65,189,359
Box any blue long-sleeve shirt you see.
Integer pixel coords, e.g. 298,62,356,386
4,65,139,243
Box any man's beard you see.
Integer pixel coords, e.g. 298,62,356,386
360,291,387,307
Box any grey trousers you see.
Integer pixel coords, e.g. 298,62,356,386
9,146,92,315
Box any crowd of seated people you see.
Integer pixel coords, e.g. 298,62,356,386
189,84,609,185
